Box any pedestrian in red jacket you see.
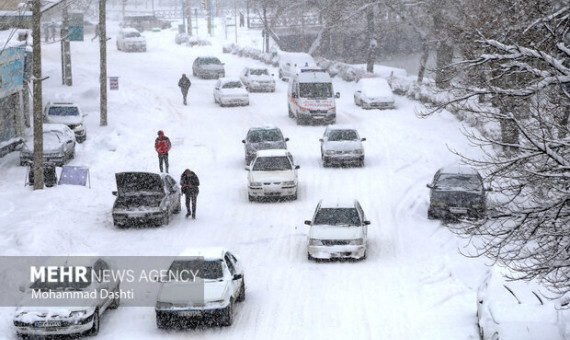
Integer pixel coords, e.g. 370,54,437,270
155,130,172,173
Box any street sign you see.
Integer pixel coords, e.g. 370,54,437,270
109,76,119,90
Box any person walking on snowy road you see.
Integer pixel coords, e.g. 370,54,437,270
178,74,191,105
155,130,172,173
180,169,200,219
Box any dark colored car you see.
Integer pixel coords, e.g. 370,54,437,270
112,172,181,227
242,126,289,165
426,166,490,220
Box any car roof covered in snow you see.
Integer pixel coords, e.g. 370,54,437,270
319,198,359,209
325,125,358,132
279,52,316,66
120,27,141,34
438,165,481,176
255,149,289,157
296,69,331,83
178,247,228,260
248,125,280,131
218,77,242,84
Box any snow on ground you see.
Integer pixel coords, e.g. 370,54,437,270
0,13,494,339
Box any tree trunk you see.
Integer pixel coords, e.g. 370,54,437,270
435,42,453,89
365,4,375,73
417,45,429,83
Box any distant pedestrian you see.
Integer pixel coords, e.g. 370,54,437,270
178,74,191,105
154,130,172,173
91,24,100,42
180,169,200,219
49,22,56,42
239,12,245,27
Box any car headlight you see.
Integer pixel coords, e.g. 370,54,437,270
309,239,323,246
349,239,364,245
249,181,262,186
325,150,335,155
72,123,84,131
431,201,446,207
353,149,364,154
283,181,295,186
156,301,173,309
69,310,87,318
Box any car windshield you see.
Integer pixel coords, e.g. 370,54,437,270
48,107,79,116
30,267,92,291
299,83,333,98
313,208,361,226
327,130,358,141
125,32,140,38
250,69,268,76
222,81,242,89
201,58,221,65
168,259,223,280
436,174,482,191
248,129,283,143
253,156,292,171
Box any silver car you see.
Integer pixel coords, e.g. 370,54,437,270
320,127,365,167
19,124,76,166
242,126,289,165
192,56,225,79
116,27,147,52
239,67,276,92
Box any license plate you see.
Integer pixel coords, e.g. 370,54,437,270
450,207,468,214
178,311,201,317
35,321,61,328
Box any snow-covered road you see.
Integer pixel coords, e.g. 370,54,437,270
0,16,490,339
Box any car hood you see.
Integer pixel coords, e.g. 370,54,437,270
220,88,248,96
250,141,287,151
323,141,363,152
115,172,164,196
249,75,273,82
124,37,146,43
361,90,394,102
157,280,228,304
310,225,365,240
250,170,296,182
15,290,95,320
45,115,82,126
200,64,224,71
21,140,64,154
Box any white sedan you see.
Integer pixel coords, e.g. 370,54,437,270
213,78,249,107
239,67,276,92
116,27,147,52
353,78,395,109
245,149,299,201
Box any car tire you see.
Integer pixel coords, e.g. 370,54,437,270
288,106,294,118
86,310,99,336
173,200,181,214
427,208,437,220
221,298,234,326
359,159,365,167
156,313,169,329
163,212,170,226
296,117,303,126
291,190,297,201
109,286,120,309
354,97,359,106
237,280,246,302
248,194,254,202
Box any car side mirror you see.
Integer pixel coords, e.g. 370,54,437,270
426,184,433,189
285,137,290,142
292,92,298,99
364,221,371,225
319,138,323,142
112,191,117,196
245,166,250,171
304,220,312,225
295,165,300,169
242,140,245,144
361,138,366,141
335,92,340,98
233,273,242,280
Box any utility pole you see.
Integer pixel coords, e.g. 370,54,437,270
61,0,72,86
186,0,192,36
99,0,108,126
31,0,44,190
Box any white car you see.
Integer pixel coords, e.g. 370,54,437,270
213,78,250,107
305,199,370,261
278,52,317,81
246,149,299,201
155,248,245,328
320,126,366,167
19,124,76,166
353,78,395,109
477,267,566,340
239,67,276,92
13,256,120,337
116,27,147,52
43,101,87,143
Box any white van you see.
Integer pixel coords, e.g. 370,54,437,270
287,69,339,125
278,52,317,81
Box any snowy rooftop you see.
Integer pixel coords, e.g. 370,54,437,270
439,165,480,176
178,247,227,260
319,198,358,209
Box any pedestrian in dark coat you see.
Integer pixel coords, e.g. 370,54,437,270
178,74,191,105
180,169,200,218
155,130,172,173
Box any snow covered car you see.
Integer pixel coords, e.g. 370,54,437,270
155,247,245,328
19,124,76,166
305,199,370,261
116,27,147,52
192,56,225,79
239,67,276,92
245,149,299,201
242,126,289,165
13,256,120,337
426,166,490,220
120,14,171,32
278,52,317,81
320,126,366,167
477,267,566,340
111,172,181,227
213,78,249,107
354,78,395,110
43,101,87,143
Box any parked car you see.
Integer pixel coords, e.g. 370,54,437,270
305,199,370,261
213,78,249,107
192,56,225,79
13,256,120,337
245,149,299,201
116,27,147,52
477,267,566,340
278,52,316,81
43,101,87,143
320,126,365,167
239,67,276,92
155,247,245,328
112,172,181,227
354,78,395,110
242,126,289,165
19,124,76,166
426,166,490,220
120,14,171,31
287,69,339,125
